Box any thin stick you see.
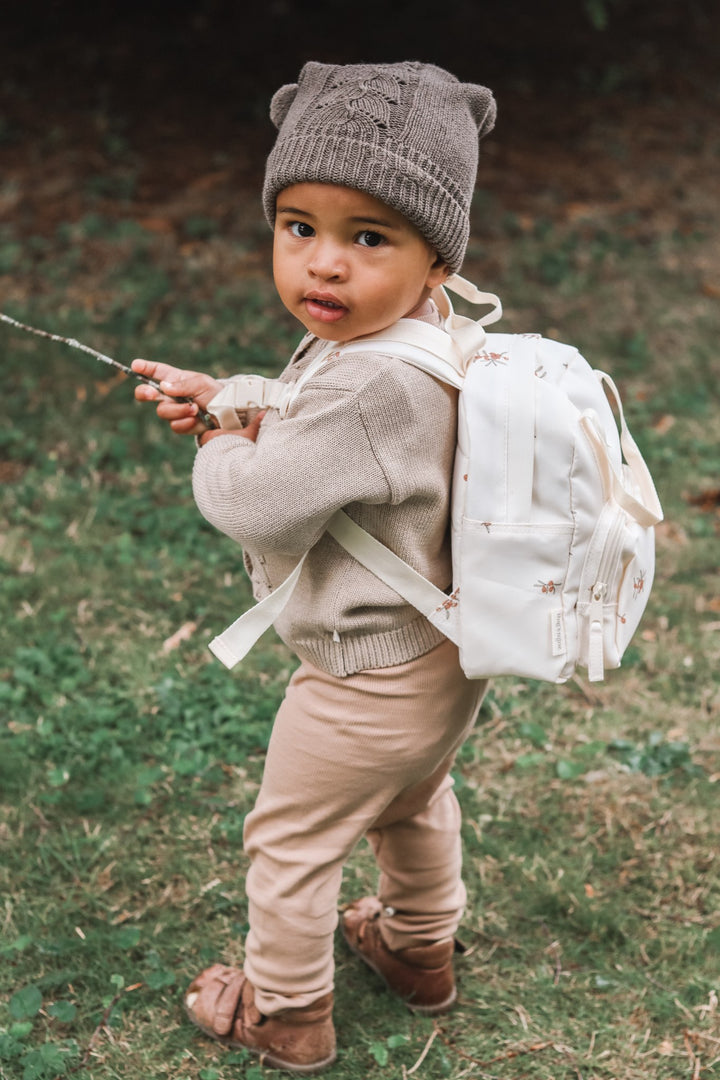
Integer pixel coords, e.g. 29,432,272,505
1,311,217,427
60,982,143,1078
406,1027,439,1076
687,1031,720,1047
434,1025,554,1069
0,311,164,392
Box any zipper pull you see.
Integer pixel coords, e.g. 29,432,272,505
588,582,606,682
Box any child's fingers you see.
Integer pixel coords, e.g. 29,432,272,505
155,398,198,422
132,357,170,377
160,374,218,402
170,416,205,435
239,410,266,442
132,357,161,379
132,358,186,384
134,383,161,402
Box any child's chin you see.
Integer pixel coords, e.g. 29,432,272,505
302,315,351,339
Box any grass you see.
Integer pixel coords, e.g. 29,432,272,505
2,98,720,1080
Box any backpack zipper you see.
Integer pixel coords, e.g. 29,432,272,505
586,510,626,681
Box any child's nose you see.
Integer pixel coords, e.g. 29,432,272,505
307,241,347,280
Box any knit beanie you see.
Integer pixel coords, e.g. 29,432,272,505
263,61,496,274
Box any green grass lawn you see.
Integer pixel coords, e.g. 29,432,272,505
2,98,719,1080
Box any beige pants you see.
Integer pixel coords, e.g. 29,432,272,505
242,638,486,1014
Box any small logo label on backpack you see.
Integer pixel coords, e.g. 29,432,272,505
551,610,566,657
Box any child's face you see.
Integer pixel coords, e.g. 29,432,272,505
273,183,449,342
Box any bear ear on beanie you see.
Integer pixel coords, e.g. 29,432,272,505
464,85,497,139
269,84,298,129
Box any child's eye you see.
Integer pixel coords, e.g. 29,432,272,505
289,221,314,238
356,230,386,248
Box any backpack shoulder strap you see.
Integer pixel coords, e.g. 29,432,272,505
336,320,465,388
207,278,501,667
208,550,311,668
206,339,342,428
325,510,459,644
333,274,503,389
207,504,462,669
209,275,503,429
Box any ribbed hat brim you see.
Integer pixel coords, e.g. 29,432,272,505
263,134,471,273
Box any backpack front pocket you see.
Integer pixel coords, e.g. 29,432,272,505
456,519,575,681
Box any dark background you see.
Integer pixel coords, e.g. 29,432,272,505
1,0,717,233
3,0,716,117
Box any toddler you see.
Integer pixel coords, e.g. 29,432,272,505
133,60,496,1073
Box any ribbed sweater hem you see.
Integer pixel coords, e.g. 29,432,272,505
291,615,447,678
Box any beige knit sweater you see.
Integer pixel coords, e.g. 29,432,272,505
192,315,457,677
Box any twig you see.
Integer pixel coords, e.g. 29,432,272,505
482,1040,554,1067
546,938,563,985
0,311,162,389
685,1030,720,1079
406,1027,439,1076
570,673,605,706
684,1030,702,1080
58,983,143,1078
1,311,217,427
687,1030,720,1047
434,1022,554,1069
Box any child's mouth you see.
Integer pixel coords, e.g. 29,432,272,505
304,295,348,323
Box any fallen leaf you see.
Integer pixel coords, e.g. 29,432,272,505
565,201,600,222
0,462,27,482
111,910,133,925
138,216,175,234
96,862,116,892
686,488,720,512
652,413,676,435
162,621,198,653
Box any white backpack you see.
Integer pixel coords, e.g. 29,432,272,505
206,275,663,683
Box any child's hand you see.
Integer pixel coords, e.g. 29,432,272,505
132,359,222,436
197,410,266,446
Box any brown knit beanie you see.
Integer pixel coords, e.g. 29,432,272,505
262,61,496,274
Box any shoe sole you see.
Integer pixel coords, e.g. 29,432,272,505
184,1000,337,1075
341,924,457,1016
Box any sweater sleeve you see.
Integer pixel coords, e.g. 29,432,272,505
191,355,412,555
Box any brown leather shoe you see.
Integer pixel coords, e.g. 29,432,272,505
184,964,336,1074
341,896,457,1015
